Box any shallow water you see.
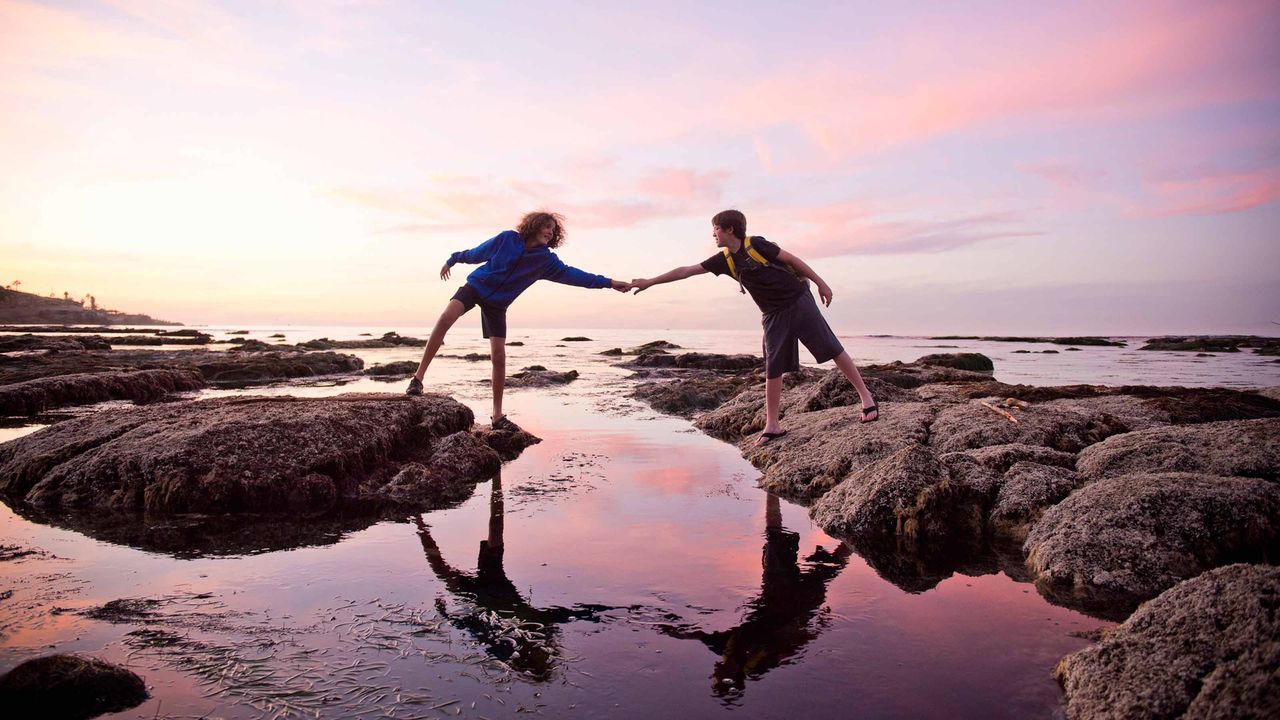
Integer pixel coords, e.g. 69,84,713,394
2,325,1276,718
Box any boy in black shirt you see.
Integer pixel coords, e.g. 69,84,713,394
631,210,879,445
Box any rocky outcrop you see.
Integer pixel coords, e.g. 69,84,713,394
1055,564,1280,719
986,462,1084,543
633,372,759,417
917,352,994,372
929,399,1131,453
363,361,418,377
504,367,579,387
622,352,762,371
0,653,148,719
0,334,111,351
382,431,500,506
1024,473,1280,617
0,394,510,515
0,349,364,387
299,331,423,350
1076,418,1280,480
0,368,205,415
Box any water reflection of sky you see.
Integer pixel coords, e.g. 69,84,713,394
5,324,1272,717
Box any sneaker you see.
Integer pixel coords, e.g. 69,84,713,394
406,377,424,396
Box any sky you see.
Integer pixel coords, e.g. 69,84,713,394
2,0,1278,334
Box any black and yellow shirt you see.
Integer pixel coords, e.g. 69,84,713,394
700,236,807,314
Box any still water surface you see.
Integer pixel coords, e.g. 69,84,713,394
1,326,1276,718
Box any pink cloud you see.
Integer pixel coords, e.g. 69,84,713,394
1146,169,1280,217
775,206,1040,258
1020,160,1107,191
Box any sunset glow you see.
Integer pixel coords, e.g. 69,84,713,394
3,0,1277,333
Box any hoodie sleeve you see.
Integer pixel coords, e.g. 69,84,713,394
448,230,517,266
542,255,612,289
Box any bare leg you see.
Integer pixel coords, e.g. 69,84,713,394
489,336,506,421
761,375,784,436
414,300,466,382
833,351,877,420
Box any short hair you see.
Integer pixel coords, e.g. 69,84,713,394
712,209,746,240
516,211,566,248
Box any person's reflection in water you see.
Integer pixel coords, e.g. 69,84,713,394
660,493,852,698
414,473,613,681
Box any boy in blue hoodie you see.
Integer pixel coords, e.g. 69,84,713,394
407,211,629,428
631,210,878,445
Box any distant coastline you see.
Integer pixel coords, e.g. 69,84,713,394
0,287,178,326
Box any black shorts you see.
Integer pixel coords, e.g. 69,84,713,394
451,284,508,339
761,291,844,379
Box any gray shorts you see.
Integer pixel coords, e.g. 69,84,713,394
761,291,844,379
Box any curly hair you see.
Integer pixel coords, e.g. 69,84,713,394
712,209,747,240
516,211,566,248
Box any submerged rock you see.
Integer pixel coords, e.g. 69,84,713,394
632,372,758,417
0,394,496,515
0,368,204,415
1024,472,1280,617
1055,564,1280,719
0,653,148,719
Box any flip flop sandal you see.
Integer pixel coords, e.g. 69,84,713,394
756,430,788,446
491,415,521,432
861,405,880,423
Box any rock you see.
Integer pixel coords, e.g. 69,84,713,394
0,349,364,388
812,446,986,545
298,332,422,350
632,372,758,416
381,432,500,506
561,336,592,341
1065,347,1081,351
0,368,205,415
930,399,1130,453
1041,350,1059,354
1261,386,1280,402
267,333,285,338
740,403,934,499
987,462,1084,543
799,369,917,412
363,361,418,377
0,394,491,515
917,352,994,372
0,653,148,719
506,341,524,346
1055,564,1280,719
947,443,1077,474
1023,472,1280,617
1140,336,1250,352
622,352,762,371
600,348,624,356
505,368,579,387
860,359,994,388
470,424,542,461
1076,418,1280,480
438,353,489,362
0,334,111,352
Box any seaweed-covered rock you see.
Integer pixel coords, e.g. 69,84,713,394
632,373,758,416
470,424,543,461
363,361,418,377
381,432,500,506
505,367,579,387
0,368,204,415
930,400,1130,454
987,462,1084,543
0,394,477,514
0,334,111,352
741,403,934,499
0,349,364,387
860,359,994,388
0,654,148,719
799,369,917,412
916,352,994,372
1076,418,1280,480
948,443,1077,474
1024,472,1280,617
623,352,761,371
812,445,986,543
1055,563,1280,719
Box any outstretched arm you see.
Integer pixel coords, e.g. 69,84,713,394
776,249,834,306
447,231,517,270
631,264,708,293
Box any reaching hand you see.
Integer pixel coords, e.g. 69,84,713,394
440,263,452,281
630,278,652,294
610,279,632,292
818,282,833,306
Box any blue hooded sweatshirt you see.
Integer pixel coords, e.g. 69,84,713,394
447,230,612,308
